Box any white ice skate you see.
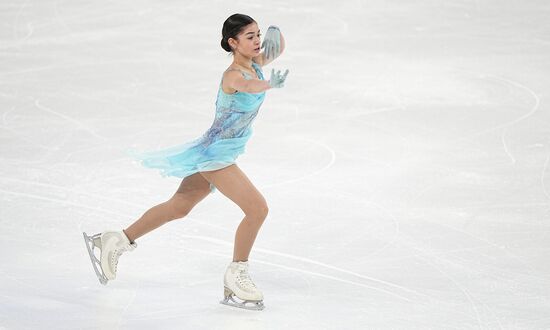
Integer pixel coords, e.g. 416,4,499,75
82,230,137,285
220,261,265,311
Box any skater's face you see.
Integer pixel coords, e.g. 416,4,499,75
229,22,262,58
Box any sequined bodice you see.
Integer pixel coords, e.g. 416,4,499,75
201,62,266,147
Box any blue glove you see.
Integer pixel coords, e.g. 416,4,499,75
269,68,289,88
261,25,281,60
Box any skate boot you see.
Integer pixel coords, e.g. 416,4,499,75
220,261,265,311
83,230,137,285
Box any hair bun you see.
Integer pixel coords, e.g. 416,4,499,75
221,38,231,52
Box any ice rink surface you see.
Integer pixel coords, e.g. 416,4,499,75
1,0,550,329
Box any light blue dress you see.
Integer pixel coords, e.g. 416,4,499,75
127,62,266,193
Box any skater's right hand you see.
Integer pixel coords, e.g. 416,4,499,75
268,68,289,88
261,26,281,61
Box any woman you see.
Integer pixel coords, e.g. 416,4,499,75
83,13,288,311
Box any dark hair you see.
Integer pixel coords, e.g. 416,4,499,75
221,13,256,53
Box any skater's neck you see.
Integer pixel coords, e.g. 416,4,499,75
232,53,254,71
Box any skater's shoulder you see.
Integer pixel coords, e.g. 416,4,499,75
221,69,243,94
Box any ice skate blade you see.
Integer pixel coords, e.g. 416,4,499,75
220,297,265,311
82,232,108,285
220,287,265,311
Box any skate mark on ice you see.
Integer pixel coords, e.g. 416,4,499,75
407,200,510,327
0,122,60,152
399,207,506,327
176,234,429,302
13,0,33,43
491,74,540,165
257,257,415,302
262,137,336,189
179,245,414,303
35,98,108,141
337,189,404,261
2,106,16,126
415,212,546,282
412,248,485,329
1,105,64,152
0,177,233,234
448,69,540,164
541,149,550,202
0,187,130,219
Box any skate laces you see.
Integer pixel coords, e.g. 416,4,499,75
236,267,257,290
111,242,136,273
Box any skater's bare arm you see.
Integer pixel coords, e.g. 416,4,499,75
224,70,272,93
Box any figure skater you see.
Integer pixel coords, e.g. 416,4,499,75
83,13,288,311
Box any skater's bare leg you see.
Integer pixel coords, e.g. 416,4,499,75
200,164,268,262
123,173,211,242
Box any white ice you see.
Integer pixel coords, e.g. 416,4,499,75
1,0,550,329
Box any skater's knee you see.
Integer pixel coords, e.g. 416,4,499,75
169,189,209,219
245,203,269,223
168,186,210,219
258,204,269,220
168,198,193,219
172,206,191,219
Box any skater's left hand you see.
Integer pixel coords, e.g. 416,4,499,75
261,25,281,60
268,68,289,88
